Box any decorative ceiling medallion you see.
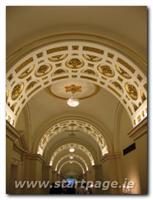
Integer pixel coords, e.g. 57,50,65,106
35,64,52,77
66,57,84,69
11,83,24,100
6,88,9,101
140,90,146,103
125,82,138,100
115,63,131,79
18,65,34,79
82,54,102,62
25,81,38,92
112,81,123,92
49,79,99,100
97,65,115,77
10,103,17,112
48,54,68,62
65,84,82,94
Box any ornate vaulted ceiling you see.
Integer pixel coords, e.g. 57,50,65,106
6,6,147,177
6,40,147,128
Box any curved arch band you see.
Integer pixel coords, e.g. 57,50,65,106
6,40,147,127
58,160,85,175
37,119,108,157
54,154,89,172
49,143,95,167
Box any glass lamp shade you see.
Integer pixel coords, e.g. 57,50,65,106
67,97,79,107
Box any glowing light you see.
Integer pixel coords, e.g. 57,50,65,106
67,97,79,107
69,156,74,159
69,147,75,153
91,160,95,166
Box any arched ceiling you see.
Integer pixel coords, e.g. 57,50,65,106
48,143,95,167
45,135,99,167
6,40,147,127
54,154,89,172
60,162,83,178
50,145,92,171
17,87,119,148
6,6,147,62
6,7,147,173
58,160,85,175
37,118,109,157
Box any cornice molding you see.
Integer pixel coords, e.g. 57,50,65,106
6,121,20,141
6,121,27,150
23,153,45,163
101,152,121,162
6,121,46,163
128,117,147,141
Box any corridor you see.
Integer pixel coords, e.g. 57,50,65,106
6,6,147,194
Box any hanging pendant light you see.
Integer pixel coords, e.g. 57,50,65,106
67,96,79,107
65,84,81,107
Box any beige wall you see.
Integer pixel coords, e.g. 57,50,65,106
6,122,48,194
134,128,148,194
6,119,147,194
118,119,147,194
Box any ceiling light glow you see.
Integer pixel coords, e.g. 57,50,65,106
69,147,75,153
67,97,79,107
69,156,74,159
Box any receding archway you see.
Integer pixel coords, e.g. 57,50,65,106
54,154,89,172
37,118,109,157
49,143,95,166
58,160,86,175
